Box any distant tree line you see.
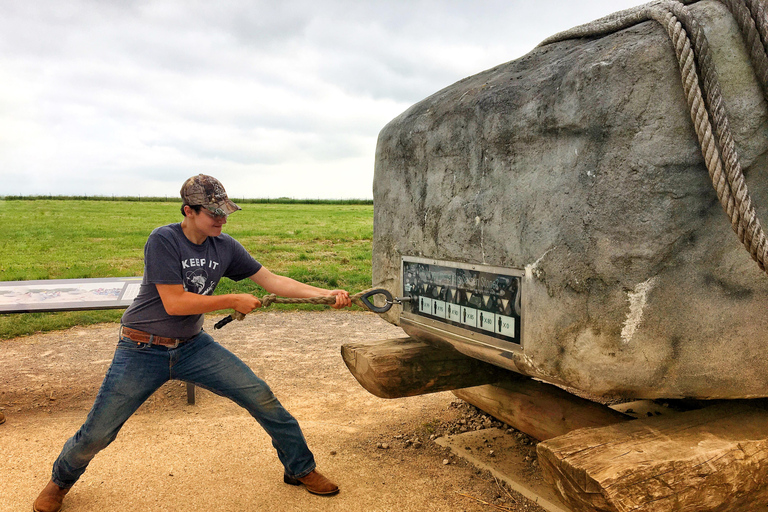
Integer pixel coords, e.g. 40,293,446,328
1,195,373,205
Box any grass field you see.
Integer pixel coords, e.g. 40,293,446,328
0,199,374,339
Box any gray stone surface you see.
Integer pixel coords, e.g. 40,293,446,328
372,1,768,399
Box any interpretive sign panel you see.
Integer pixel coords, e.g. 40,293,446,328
0,277,143,313
401,257,522,346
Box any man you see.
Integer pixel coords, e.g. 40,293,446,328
33,175,351,512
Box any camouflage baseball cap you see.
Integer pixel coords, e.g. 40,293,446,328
180,174,241,216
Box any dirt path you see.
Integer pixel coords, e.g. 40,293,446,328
1,311,546,512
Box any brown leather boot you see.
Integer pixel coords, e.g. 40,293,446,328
32,480,69,512
283,469,339,495
0,411,5,424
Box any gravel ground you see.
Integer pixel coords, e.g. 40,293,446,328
1,310,546,512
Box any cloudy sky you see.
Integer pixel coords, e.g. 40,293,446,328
1,0,648,200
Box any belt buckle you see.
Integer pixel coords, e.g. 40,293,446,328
120,326,146,347
119,325,135,343
171,338,181,349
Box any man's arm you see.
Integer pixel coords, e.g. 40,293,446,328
249,268,351,309
156,284,262,316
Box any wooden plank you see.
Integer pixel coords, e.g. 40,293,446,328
536,401,768,512
453,381,631,441
0,277,142,313
340,337,509,399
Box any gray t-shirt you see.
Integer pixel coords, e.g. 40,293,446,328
121,223,262,338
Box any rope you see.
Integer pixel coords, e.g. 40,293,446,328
539,0,768,273
219,288,384,326
718,0,768,103
257,288,378,309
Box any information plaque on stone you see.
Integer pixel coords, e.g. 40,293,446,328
401,257,522,345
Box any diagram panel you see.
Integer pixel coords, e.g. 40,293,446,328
401,257,522,346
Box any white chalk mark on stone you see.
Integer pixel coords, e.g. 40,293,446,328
621,277,657,344
525,247,555,279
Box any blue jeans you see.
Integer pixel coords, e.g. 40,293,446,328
51,330,315,488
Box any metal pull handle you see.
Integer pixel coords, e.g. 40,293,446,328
357,288,394,313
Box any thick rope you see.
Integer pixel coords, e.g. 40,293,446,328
718,0,768,102
227,288,380,322
258,288,378,309
539,0,768,272
668,1,767,266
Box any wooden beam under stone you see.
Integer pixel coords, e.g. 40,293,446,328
340,337,509,399
453,380,631,441
536,401,768,512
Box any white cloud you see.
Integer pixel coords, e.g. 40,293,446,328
0,0,649,199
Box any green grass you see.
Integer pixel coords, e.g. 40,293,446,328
0,199,373,339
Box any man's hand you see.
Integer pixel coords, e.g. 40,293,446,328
231,293,262,315
329,290,351,309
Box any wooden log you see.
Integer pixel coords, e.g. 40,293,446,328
340,337,508,399
536,401,768,512
453,380,631,441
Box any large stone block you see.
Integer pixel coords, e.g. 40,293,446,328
372,1,768,399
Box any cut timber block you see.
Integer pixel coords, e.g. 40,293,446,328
341,337,508,398
537,401,768,512
454,380,631,441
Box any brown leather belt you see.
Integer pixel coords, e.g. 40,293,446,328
120,326,191,348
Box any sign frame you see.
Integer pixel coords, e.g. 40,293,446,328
0,277,143,314
399,256,524,352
